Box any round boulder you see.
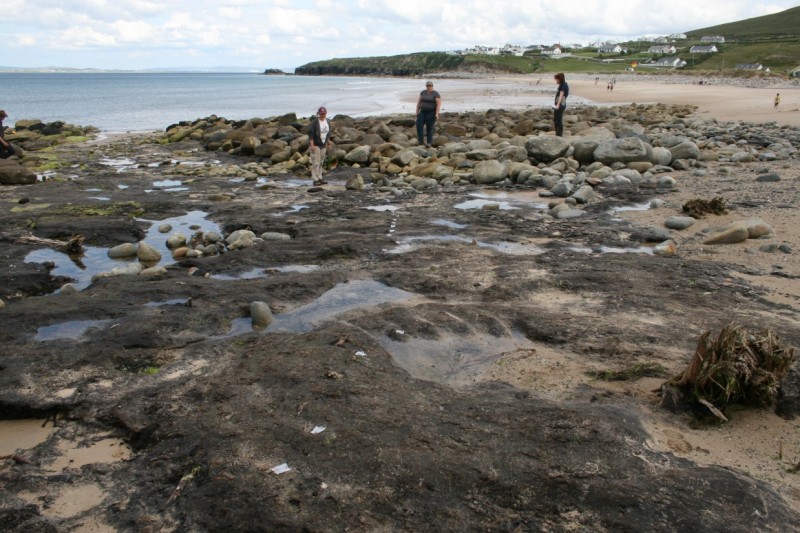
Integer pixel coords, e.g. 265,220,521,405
525,135,570,163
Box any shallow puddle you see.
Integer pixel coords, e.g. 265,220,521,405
152,179,183,188
569,245,654,255
145,298,190,307
25,211,221,292
211,264,320,281
380,331,535,387
469,190,549,209
0,419,56,456
224,279,419,336
49,437,132,471
257,177,310,188
387,235,545,256
272,205,309,216
88,196,111,201
454,199,518,211
364,205,400,212
99,157,136,172
430,219,468,229
35,319,112,341
610,202,651,213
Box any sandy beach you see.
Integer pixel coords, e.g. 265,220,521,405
421,74,800,127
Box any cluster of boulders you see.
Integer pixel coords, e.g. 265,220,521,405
95,224,292,284
164,104,798,205
0,119,98,186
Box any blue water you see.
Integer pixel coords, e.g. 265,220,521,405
0,72,557,133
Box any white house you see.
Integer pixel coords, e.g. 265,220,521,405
670,33,687,40
690,45,718,54
735,63,763,70
598,44,623,53
541,46,562,56
653,56,686,68
647,45,677,54
701,35,725,43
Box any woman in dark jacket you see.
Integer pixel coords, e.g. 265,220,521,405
308,106,332,185
553,73,569,137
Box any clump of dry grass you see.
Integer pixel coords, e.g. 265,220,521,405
682,197,728,218
669,324,795,420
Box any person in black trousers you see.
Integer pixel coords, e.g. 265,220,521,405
553,73,569,137
0,110,16,159
415,81,441,147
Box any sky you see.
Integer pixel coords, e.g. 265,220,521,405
1,0,797,71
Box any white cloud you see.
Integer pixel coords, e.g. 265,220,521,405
0,0,796,69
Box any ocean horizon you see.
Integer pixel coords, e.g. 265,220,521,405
0,72,559,133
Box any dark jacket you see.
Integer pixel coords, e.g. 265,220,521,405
308,118,332,148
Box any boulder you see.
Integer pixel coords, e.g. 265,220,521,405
571,185,595,204
250,301,274,329
473,160,508,184
668,141,700,161
392,148,417,166
261,232,292,241
525,135,570,163
136,241,162,263
108,243,138,259
703,222,749,245
746,218,772,239
239,135,261,155
650,147,673,166
593,137,652,165
571,139,600,164
0,160,37,185
665,216,696,230
345,175,365,190
226,230,259,250
344,146,370,163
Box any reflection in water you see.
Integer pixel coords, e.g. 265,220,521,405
35,319,112,341
387,235,545,256
222,280,418,336
25,211,221,292
430,219,468,230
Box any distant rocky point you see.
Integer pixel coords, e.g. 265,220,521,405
263,69,287,75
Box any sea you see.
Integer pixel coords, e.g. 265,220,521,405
0,72,556,133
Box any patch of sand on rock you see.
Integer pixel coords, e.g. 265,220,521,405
641,408,800,513
19,483,107,519
48,436,132,471
0,419,56,456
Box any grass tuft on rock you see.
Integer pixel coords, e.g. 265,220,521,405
682,196,728,218
588,362,669,381
668,324,795,420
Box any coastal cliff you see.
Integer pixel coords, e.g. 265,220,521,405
295,52,540,76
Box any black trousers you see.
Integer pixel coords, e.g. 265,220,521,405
0,144,15,159
553,106,565,137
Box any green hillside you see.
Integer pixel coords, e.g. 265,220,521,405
295,52,544,76
687,6,800,40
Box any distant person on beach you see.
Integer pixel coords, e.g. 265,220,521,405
553,72,569,137
0,110,15,159
308,106,332,186
774,93,781,110
415,81,441,147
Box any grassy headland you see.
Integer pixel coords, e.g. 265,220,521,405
294,7,800,77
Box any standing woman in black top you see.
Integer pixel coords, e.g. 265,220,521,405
416,81,441,147
553,73,569,137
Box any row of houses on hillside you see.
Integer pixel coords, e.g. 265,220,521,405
451,43,580,57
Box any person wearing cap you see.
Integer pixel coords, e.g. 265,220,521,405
415,81,441,147
0,110,15,159
308,106,333,185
